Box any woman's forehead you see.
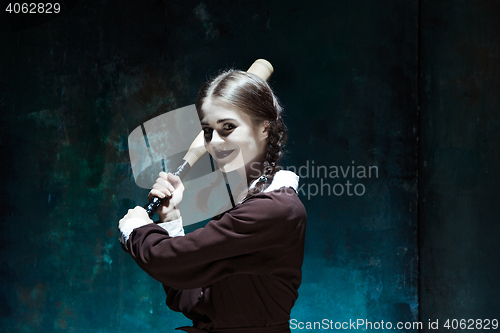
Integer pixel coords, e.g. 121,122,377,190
200,99,250,124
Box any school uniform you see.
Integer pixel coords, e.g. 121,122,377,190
120,170,307,332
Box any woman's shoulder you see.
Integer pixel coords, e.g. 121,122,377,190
241,170,306,221
262,170,300,193
246,170,300,196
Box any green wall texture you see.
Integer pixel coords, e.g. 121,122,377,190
0,0,497,332
418,0,500,330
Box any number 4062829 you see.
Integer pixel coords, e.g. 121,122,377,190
5,3,61,14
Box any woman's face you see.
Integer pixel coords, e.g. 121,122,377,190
200,98,268,173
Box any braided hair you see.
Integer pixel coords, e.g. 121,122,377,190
195,69,287,210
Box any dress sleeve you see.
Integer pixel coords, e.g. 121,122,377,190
124,187,302,290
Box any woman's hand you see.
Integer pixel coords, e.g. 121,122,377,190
149,172,185,223
119,206,153,229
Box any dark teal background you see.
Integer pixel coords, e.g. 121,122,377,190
0,0,498,332
418,0,500,329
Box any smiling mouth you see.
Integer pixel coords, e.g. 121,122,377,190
215,149,235,159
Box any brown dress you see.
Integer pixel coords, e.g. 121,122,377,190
123,186,307,332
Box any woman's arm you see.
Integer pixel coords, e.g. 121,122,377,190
123,187,305,290
119,172,184,248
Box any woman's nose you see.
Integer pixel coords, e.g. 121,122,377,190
211,130,224,144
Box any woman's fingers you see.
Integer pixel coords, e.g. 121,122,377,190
167,173,184,191
148,173,175,200
160,177,175,193
145,172,184,223
159,172,176,191
149,188,169,200
152,182,172,195
148,172,184,210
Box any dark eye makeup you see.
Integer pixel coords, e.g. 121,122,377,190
222,123,236,131
201,122,237,142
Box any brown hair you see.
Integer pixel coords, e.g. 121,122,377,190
195,69,287,209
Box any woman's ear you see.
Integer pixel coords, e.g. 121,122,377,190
261,120,270,139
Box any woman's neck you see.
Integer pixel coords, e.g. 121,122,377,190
244,161,265,186
222,161,265,204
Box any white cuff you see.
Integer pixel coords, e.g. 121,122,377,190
158,216,185,237
119,217,152,245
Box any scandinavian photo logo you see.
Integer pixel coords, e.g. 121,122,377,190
284,160,379,199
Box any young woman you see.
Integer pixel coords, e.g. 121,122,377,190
119,70,307,333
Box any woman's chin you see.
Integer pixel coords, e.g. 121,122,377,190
216,153,245,173
219,160,244,173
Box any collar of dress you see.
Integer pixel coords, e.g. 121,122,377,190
248,170,299,194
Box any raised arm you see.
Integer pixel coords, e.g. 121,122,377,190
121,188,304,290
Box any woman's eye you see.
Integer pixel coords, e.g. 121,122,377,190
202,128,213,141
223,123,235,131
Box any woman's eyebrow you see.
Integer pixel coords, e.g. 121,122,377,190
216,118,237,124
200,118,237,125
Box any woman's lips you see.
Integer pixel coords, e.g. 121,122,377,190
215,149,235,159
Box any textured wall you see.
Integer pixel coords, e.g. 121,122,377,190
0,0,418,331
419,0,500,330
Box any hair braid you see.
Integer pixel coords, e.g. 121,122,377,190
247,100,287,196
